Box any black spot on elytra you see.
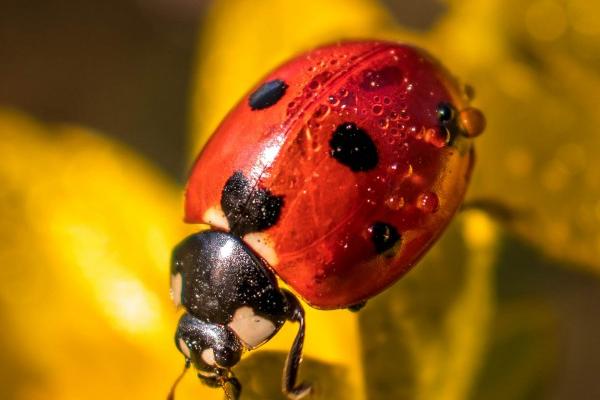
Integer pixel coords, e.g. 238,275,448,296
221,171,284,236
249,79,288,110
370,222,401,254
329,122,378,172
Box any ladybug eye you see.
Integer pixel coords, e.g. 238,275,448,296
436,102,455,123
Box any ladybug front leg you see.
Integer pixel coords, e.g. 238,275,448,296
198,369,241,400
166,359,191,400
220,370,242,400
281,289,312,399
167,363,241,400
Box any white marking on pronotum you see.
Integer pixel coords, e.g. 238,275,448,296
170,273,183,307
244,232,279,266
201,348,216,366
178,338,191,359
203,206,230,231
227,306,276,349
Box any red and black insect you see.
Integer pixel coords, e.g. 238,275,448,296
169,40,485,399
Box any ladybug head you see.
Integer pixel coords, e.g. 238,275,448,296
168,313,242,400
168,231,310,399
174,313,243,372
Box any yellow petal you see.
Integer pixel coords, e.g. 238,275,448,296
190,0,394,156
0,109,209,399
429,0,600,272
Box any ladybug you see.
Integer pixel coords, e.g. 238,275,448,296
169,40,485,399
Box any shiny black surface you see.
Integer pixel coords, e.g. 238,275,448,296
248,79,288,110
171,230,288,325
176,313,243,371
329,122,379,172
436,102,459,145
281,290,312,398
221,171,284,237
370,222,401,254
171,230,310,399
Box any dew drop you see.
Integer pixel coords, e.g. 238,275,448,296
313,104,330,121
308,119,320,130
387,162,412,177
459,107,486,138
359,66,403,91
315,268,326,279
416,191,439,213
385,195,405,210
328,95,339,105
424,128,437,141
339,91,357,110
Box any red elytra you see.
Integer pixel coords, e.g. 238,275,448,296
185,41,483,309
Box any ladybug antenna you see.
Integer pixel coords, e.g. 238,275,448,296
167,359,191,400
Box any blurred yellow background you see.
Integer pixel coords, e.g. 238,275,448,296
0,0,599,399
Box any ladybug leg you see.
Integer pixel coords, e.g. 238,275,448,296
197,369,241,400
220,370,242,400
166,359,191,400
281,289,312,400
